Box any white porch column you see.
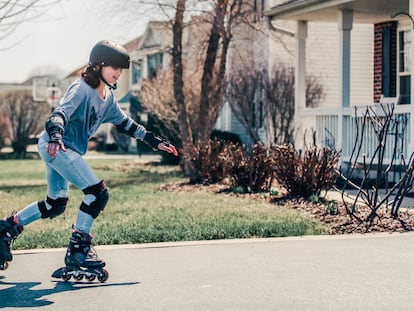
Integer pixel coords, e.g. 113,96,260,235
142,55,148,78
338,9,353,108
338,9,353,156
294,20,307,148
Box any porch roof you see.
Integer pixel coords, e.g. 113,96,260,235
264,0,408,24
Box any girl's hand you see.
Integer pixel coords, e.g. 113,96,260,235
158,142,178,157
46,141,66,159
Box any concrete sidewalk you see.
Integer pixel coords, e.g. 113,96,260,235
1,233,414,310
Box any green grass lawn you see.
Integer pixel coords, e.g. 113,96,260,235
0,158,326,249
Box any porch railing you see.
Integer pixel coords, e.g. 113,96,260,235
299,104,411,165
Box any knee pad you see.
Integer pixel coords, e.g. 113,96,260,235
39,196,68,219
80,180,109,219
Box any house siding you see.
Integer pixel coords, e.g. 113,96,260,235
231,113,253,145
350,23,374,105
306,22,373,107
307,22,340,107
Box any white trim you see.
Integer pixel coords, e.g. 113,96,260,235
294,20,307,146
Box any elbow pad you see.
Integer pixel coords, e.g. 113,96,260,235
116,118,138,137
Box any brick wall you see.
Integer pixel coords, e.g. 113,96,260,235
373,22,397,102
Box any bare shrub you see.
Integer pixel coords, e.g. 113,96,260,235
272,144,341,198
187,139,228,185
222,143,276,193
1,90,50,158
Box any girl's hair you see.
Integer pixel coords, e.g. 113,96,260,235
81,66,101,89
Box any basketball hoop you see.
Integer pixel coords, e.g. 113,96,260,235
47,86,61,109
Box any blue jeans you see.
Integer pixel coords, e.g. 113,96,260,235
37,136,100,198
17,136,100,231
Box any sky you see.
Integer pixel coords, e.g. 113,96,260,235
0,0,163,83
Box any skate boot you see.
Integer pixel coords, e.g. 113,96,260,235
52,230,109,282
0,214,23,270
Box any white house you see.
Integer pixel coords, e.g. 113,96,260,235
265,0,412,169
212,0,374,148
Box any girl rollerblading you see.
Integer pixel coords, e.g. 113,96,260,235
1,40,178,281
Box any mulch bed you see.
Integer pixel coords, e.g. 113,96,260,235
159,182,414,235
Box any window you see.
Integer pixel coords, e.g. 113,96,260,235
131,60,142,84
398,29,411,104
147,53,163,79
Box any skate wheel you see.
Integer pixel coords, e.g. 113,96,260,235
97,269,109,283
74,274,84,281
87,274,96,282
0,262,8,270
62,269,72,281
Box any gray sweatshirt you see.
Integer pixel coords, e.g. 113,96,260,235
40,78,146,155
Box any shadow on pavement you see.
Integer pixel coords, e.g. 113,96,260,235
0,276,139,308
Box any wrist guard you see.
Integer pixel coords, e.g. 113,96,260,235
45,113,65,144
143,131,169,150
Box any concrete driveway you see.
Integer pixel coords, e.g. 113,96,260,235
1,233,414,310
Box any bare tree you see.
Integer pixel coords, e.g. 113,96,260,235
1,90,50,158
0,108,11,151
264,66,295,145
0,0,62,45
28,64,65,79
337,103,414,226
225,67,264,143
138,69,183,144
171,0,256,183
107,0,268,182
226,65,324,145
172,0,194,174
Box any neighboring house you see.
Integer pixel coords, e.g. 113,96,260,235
218,0,373,147
0,82,32,94
264,0,412,169
0,77,49,99
129,21,172,89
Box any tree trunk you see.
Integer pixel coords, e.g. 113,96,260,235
11,140,27,159
171,0,236,183
198,0,227,144
172,0,194,176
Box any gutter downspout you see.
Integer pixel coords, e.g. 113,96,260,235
267,17,295,37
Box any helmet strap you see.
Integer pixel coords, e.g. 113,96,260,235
99,74,118,90
94,65,118,90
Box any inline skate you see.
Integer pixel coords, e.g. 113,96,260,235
52,230,108,282
0,214,23,270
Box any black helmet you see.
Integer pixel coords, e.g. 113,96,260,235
89,40,130,69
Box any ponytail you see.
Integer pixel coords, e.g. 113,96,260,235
81,66,101,89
